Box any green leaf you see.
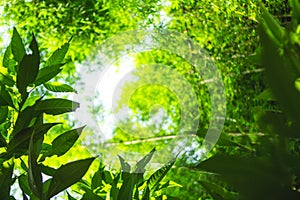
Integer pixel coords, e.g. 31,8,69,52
295,77,300,92
11,104,36,137
0,159,14,199
289,0,300,27
254,109,288,137
117,172,138,200
158,180,182,190
16,34,40,97
44,82,77,93
0,66,15,86
134,148,155,173
0,106,8,125
0,84,14,108
41,126,84,160
141,186,150,200
22,192,29,200
21,96,41,111
259,3,284,47
11,28,25,63
256,89,276,101
34,63,65,86
46,157,95,199
110,173,120,200
8,123,59,152
260,25,300,123
46,41,70,67
39,164,56,176
19,174,31,197
35,98,79,115
147,158,175,192
28,130,43,199
81,190,104,200
199,181,238,200
91,165,104,190
118,155,131,172
0,129,7,148
3,45,12,69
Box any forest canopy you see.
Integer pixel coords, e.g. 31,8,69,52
0,0,299,199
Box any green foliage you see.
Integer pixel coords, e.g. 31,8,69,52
192,1,300,199
0,28,95,199
0,27,176,200
46,157,96,199
73,148,178,200
1,0,298,199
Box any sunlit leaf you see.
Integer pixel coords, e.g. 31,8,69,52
44,82,77,93
2,45,12,69
11,27,25,63
35,98,79,115
0,84,14,108
0,66,15,86
91,165,105,190
46,157,95,199
41,126,85,160
34,63,65,86
8,123,59,152
11,104,36,137
16,34,40,97
147,158,175,192
141,186,150,200
46,41,70,67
